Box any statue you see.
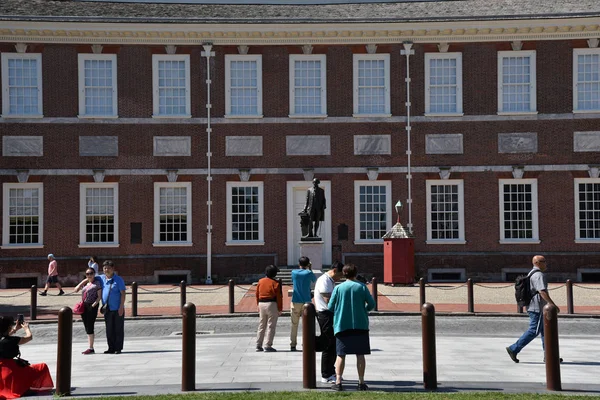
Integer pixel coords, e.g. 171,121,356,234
299,178,326,240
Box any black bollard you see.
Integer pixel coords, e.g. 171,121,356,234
302,302,317,389
566,280,574,315
421,302,437,390
131,282,138,317
180,280,187,315
371,277,378,311
467,279,474,313
229,279,235,314
182,302,196,391
56,307,73,396
543,304,562,391
419,278,426,309
517,305,523,314
30,285,37,320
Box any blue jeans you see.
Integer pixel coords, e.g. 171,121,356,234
509,311,544,354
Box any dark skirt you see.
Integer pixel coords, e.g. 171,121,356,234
335,329,371,356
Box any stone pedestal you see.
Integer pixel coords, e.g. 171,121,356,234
299,241,324,270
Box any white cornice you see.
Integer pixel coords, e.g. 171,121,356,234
0,18,599,45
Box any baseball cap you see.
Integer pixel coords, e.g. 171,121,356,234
47,254,54,258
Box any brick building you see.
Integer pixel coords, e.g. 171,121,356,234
1,0,600,287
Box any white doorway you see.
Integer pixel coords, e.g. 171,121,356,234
286,181,332,267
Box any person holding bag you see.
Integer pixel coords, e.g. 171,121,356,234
99,260,126,354
73,268,102,355
0,316,54,398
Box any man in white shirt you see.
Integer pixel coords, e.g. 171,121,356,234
314,261,344,383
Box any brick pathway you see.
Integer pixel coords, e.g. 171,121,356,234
1,282,599,320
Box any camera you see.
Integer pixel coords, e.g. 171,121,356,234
17,314,24,324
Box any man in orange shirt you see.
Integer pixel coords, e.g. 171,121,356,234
40,254,64,296
255,265,282,352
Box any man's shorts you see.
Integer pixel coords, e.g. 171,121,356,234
46,275,59,284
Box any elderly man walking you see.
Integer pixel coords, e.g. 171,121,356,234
506,255,562,363
40,254,64,296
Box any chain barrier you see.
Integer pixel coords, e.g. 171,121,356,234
187,285,227,293
548,284,567,291
0,291,29,298
473,283,514,289
138,286,179,294
234,285,251,291
425,283,468,290
572,284,600,290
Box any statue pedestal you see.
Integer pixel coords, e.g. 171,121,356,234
299,240,324,270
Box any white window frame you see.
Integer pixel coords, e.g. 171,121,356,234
426,179,465,244
288,54,327,118
152,54,191,118
79,183,119,248
226,181,264,246
1,53,43,118
574,178,600,243
225,54,263,118
77,54,118,118
354,180,392,244
424,52,463,116
573,48,600,114
153,182,193,247
498,179,540,244
2,183,44,249
352,54,391,117
497,50,537,115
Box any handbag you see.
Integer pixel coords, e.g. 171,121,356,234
73,301,85,315
100,281,113,315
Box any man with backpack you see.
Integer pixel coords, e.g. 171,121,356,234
506,255,561,363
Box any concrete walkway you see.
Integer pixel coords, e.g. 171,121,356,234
2,282,600,320
22,331,600,397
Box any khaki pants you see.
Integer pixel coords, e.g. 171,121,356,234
290,302,304,347
256,302,279,348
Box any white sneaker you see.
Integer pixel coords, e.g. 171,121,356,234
321,374,336,383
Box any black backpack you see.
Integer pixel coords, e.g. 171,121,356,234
514,270,541,308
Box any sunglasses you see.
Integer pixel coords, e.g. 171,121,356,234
86,272,95,276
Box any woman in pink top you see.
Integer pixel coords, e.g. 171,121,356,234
74,268,102,354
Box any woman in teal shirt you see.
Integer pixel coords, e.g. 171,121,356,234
327,264,375,391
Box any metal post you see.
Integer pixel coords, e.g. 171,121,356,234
566,280,574,315
131,282,138,317
302,302,316,389
517,304,523,314
371,277,378,311
182,302,196,391
419,277,426,308
421,302,437,390
467,279,474,313
180,280,187,314
56,307,73,396
228,279,235,314
30,285,37,320
543,304,562,391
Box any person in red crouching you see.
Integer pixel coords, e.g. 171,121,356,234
0,316,53,399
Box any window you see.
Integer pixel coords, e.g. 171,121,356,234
2,183,43,248
575,178,600,242
1,53,43,117
226,182,264,245
153,182,192,246
354,181,392,243
152,55,190,118
78,54,118,117
498,179,539,244
497,51,536,114
289,55,326,117
353,54,390,117
426,180,465,244
225,55,263,117
425,53,463,115
573,49,600,113
79,183,119,247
